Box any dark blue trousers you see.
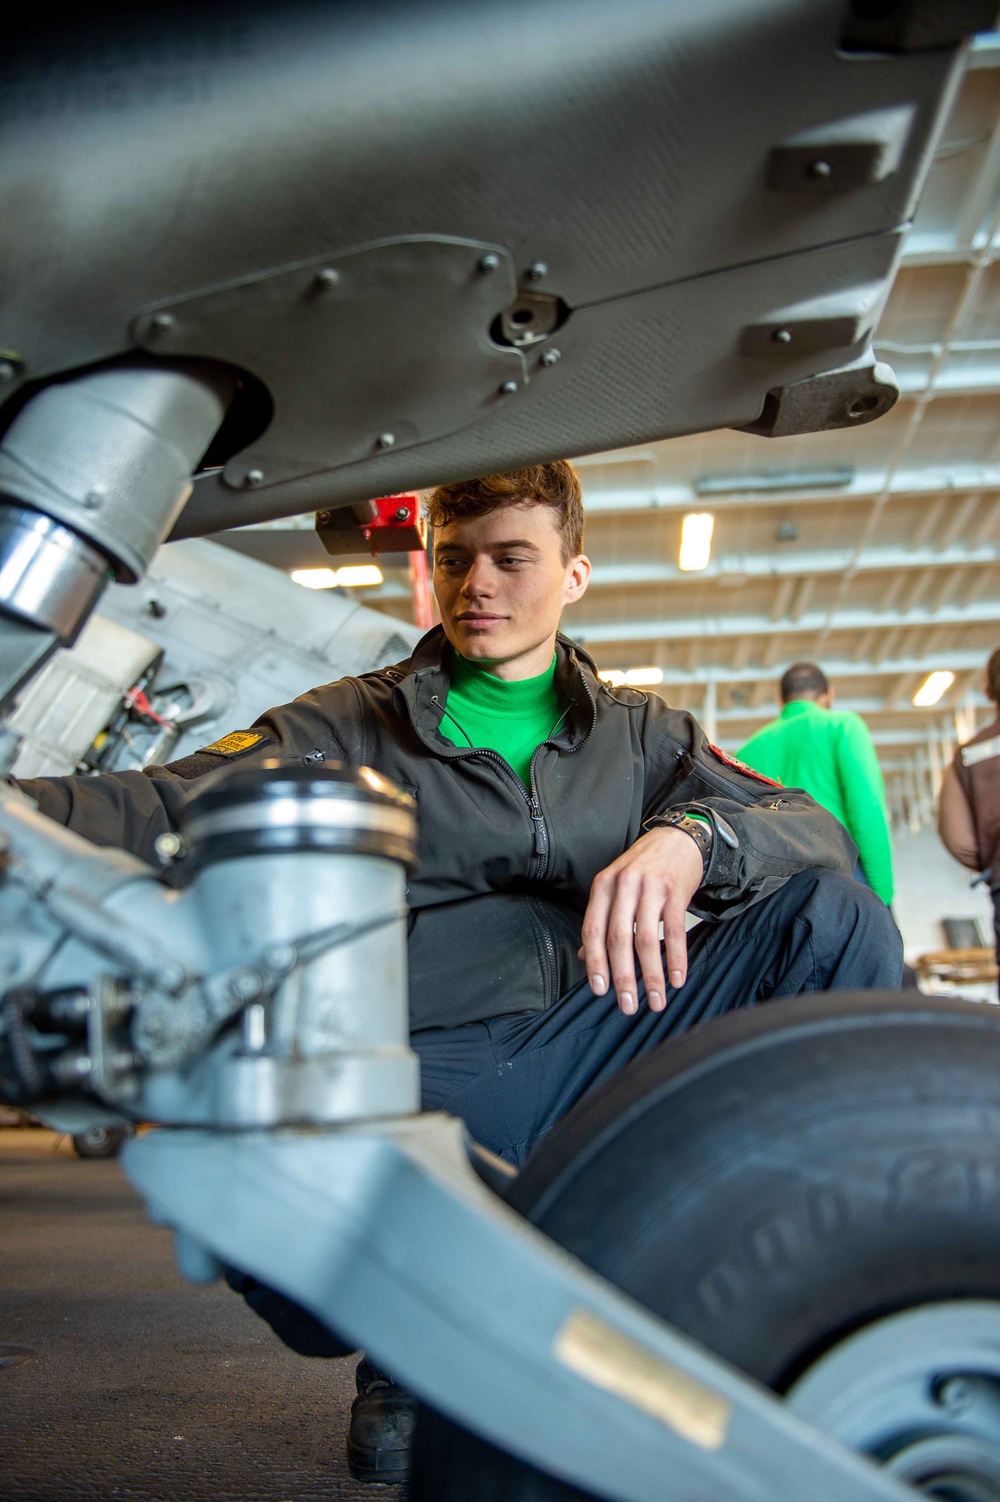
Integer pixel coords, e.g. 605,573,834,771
413,867,902,1166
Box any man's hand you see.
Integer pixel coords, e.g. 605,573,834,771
579,827,704,1016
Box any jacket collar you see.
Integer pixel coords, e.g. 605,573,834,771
396,625,598,755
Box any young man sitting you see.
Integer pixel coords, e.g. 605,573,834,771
16,460,902,1480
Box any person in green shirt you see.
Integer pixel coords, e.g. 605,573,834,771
738,662,894,905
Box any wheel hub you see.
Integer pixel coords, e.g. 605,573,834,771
787,1303,1000,1501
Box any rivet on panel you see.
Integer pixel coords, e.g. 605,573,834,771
244,468,265,487
313,267,340,290
527,261,548,281
540,349,561,367
478,253,501,274
499,380,519,396
376,433,396,450
807,159,832,179
0,359,20,384
772,329,793,345
148,312,175,338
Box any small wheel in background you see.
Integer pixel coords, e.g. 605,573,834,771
71,1124,135,1159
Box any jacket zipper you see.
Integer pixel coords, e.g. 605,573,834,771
467,747,549,878
430,694,552,876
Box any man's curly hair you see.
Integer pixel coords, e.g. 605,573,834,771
426,461,584,563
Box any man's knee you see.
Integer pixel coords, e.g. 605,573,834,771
786,866,902,988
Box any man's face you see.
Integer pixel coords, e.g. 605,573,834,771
433,502,590,677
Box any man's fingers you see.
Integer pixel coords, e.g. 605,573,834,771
634,884,667,1011
606,873,641,1015
580,869,614,997
661,888,689,989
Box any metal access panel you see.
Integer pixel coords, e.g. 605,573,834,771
0,0,988,538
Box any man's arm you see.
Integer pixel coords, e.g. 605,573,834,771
13,680,359,866
580,708,857,1015
836,714,894,905
938,763,980,870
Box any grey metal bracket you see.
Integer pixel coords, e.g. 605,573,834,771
125,1116,916,1502
132,237,527,490
739,282,887,357
738,354,899,438
766,107,917,193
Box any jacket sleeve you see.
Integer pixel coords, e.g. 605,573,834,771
644,708,857,920
938,762,980,870
12,679,361,868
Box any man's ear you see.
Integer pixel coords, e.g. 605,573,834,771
564,553,591,604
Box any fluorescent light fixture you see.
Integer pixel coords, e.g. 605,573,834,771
290,564,383,590
912,670,955,707
678,512,714,572
624,667,663,687
290,568,339,589
336,564,384,587
694,467,853,495
599,669,626,686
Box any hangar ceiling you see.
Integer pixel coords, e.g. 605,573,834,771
217,33,1000,826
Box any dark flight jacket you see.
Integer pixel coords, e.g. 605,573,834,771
17,628,856,1031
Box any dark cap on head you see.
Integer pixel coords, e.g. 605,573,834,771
780,662,829,703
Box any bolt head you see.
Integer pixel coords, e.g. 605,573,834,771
376,433,396,450
244,468,265,487
808,158,832,179
500,379,519,396
313,266,339,289
230,971,262,1002
148,312,175,337
154,832,183,863
527,261,548,281
0,359,20,383
540,348,561,367
478,253,501,273
773,328,793,345
394,506,410,520
83,489,104,510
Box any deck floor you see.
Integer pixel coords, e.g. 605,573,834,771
0,1129,403,1502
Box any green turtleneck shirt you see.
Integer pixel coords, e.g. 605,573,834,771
437,651,564,786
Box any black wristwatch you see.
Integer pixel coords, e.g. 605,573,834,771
650,809,714,873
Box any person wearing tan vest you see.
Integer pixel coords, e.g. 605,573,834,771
938,645,1000,989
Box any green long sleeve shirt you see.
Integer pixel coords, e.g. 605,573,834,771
738,699,894,903
436,651,565,786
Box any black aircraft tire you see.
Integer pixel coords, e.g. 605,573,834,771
408,991,1000,1501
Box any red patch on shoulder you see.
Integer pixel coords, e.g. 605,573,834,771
708,744,783,788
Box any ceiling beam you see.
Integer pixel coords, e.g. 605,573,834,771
575,542,1000,591
574,599,1000,647
936,491,982,552
573,465,1000,519
608,647,991,689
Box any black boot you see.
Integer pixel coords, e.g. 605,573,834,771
347,1357,416,1484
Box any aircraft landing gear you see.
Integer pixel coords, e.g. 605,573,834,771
410,991,1000,1501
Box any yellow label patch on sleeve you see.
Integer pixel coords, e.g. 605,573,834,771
203,731,265,756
